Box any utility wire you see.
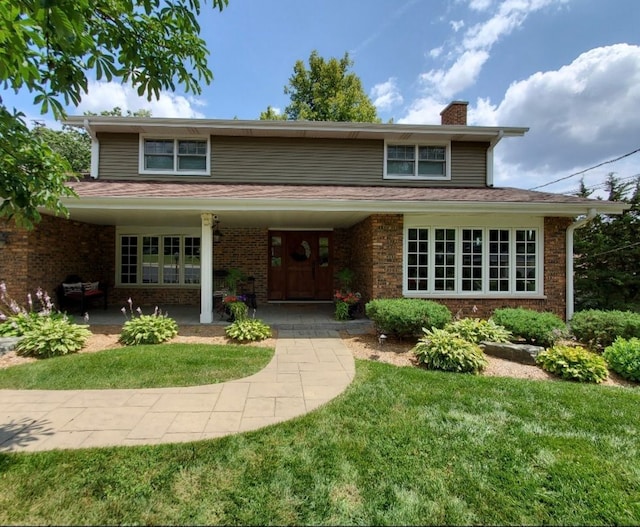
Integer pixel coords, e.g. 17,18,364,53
568,173,640,195
588,240,640,258
529,147,640,190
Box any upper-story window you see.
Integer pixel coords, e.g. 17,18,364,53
384,141,451,180
139,136,210,175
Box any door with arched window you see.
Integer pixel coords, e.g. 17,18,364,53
268,231,333,300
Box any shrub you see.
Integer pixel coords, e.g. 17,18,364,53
0,311,65,337
536,344,608,383
120,304,178,346
492,308,566,347
365,299,451,338
414,327,487,374
570,309,640,350
334,300,350,321
603,337,640,382
225,319,272,342
16,316,91,358
444,318,512,344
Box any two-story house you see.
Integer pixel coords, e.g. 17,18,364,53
0,101,627,323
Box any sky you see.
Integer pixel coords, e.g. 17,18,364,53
3,0,640,195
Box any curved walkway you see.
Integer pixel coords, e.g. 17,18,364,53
0,329,355,453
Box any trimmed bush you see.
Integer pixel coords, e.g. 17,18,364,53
536,344,608,383
120,313,178,345
445,318,512,344
492,308,566,347
570,309,640,350
414,327,487,374
16,316,91,358
603,337,640,382
225,319,272,342
365,299,451,338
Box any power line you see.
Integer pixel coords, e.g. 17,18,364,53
529,147,640,191
589,240,640,258
568,173,640,195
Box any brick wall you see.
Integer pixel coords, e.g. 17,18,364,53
0,216,114,307
440,101,468,125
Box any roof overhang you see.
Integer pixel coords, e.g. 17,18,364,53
57,194,629,229
64,115,528,144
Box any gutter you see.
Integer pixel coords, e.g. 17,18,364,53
486,130,504,187
566,208,597,321
83,118,99,179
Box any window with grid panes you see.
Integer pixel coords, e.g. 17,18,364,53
385,143,447,179
142,138,208,174
407,228,429,291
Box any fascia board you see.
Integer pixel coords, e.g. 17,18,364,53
59,196,629,216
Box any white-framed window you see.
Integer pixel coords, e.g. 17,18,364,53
404,219,543,296
118,233,201,286
139,136,210,175
384,141,450,180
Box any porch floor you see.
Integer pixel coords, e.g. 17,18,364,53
72,302,373,332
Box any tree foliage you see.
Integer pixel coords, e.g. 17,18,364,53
32,124,91,174
574,174,640,311
261,50,380,123
0,0,227,227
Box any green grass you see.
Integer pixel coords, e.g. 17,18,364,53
1,360,639,525
0,344,274,389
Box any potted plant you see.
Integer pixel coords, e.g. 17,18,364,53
334,268,361,320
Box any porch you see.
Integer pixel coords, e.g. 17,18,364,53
71,302,373,333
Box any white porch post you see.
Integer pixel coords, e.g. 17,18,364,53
200,213,213,323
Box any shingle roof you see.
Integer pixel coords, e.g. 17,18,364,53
67,179,615,206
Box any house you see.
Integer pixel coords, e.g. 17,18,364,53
0,101,628,323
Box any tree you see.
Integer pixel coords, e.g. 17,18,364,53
574,174,640,311
32,124,91,174
0,0,227,227
261,50,380,123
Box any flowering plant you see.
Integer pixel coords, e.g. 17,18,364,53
334,290,361,305
223,294,246,304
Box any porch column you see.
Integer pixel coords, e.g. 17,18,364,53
200,213,213,323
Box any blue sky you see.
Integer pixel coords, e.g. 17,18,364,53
3,0,640,194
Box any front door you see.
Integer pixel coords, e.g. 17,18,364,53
268,231,333,300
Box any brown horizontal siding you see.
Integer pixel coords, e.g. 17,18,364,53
450,141,487,187
98,132,139,179
96,133,488,187
211,137,382,185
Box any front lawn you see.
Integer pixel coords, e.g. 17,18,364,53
0,344,274,389
0,360,638,525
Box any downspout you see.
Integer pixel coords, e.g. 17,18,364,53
486,130,504,187
566,208,597,321
83,118,99,179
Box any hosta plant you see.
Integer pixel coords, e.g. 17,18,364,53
536,344,608,383
225,319,272,342
16,316,91,358
414,327,487,374
445,318,512,344
120,301,178,345
603,337,640,382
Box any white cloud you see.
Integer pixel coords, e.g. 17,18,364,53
370,78,404,111
484,44,640,188
74,81,206,118
450,20,465,32
403,0,562,123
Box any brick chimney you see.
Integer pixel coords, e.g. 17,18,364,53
440,101,468,125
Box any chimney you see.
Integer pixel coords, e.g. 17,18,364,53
440,101,468,125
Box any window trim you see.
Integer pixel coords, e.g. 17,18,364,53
115,229,202,288
139,135,211,176
384,140,451,181
402,217,544,298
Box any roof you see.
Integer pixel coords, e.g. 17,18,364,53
64,115,528,143
60,180,629,229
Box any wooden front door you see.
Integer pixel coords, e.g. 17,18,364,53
268,231,333,300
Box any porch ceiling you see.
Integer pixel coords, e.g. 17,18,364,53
63,207,372,229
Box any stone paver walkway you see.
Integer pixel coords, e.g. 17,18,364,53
0,329,355,453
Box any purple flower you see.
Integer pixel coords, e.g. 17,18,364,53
27,293,33,310
0,313,6,321
83,312,90,323
136,307,143,315
36,288,43,300
121,306,127,316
